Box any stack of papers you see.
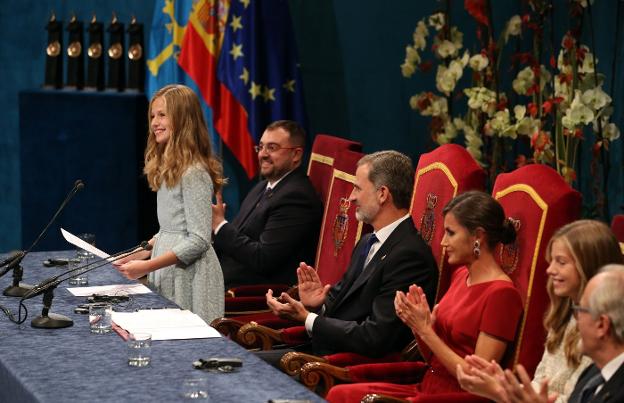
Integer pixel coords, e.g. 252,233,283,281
67,283,152,297
111,309,221,340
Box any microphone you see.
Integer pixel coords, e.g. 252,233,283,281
0,251,23,268
23,241,151,300
24,241,152,329
2,180,84,298
0,252,26,278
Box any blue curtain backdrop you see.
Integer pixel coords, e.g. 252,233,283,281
1,0,623,251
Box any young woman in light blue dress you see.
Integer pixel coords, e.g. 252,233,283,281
116,84,225,324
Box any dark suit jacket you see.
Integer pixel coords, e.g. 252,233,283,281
569,361,624,403
214,167,323,289
310,218,438,357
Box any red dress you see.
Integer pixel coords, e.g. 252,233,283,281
326,266,523,402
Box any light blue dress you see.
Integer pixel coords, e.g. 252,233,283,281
148,164,224,324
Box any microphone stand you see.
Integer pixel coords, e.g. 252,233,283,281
0,251,23,267
2,180,84,297
24,242,151,329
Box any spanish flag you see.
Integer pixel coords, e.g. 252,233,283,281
178,0,306,179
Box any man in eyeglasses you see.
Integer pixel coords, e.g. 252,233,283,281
212,120,323,289
566,265,624,403
496,264,624,403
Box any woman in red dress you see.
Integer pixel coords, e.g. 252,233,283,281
326,191,524,402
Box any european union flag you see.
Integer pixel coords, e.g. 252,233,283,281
216,0,306,146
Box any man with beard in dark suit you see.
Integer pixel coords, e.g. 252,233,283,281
212,120,323,289
263,150,438,359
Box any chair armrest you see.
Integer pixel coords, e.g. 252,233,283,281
237,323,308,350
280,351,327,376
210,317,245,340
300,361,354,396
362,394,408,403
299,361,427,398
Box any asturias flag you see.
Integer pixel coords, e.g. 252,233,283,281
146,0,194,98
178,0,306,179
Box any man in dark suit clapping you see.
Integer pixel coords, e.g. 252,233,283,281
264,150,438,358
212,120,323,289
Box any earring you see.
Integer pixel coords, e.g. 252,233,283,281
473,240,481,258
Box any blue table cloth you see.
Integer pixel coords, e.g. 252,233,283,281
0,251,324,403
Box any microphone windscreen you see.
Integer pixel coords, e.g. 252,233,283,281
74,180,85,190
140,241,153,251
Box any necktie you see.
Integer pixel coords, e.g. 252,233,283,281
579,372,604,403
256,187,273,206
351,234,378,279
239,186,273,230
332,233,379,305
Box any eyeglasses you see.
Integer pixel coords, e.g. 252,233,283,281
254,143,301,154
572,303,592,319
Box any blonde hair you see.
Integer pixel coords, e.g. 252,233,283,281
144,84,225,192
544,219,623,366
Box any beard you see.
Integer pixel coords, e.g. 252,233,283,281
259,157,291,182
355,203,380,224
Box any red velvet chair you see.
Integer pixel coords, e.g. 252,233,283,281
410,143,486,301
300,164,581,401
491,164,581,376
244,145,486,376
313,149,370,286
213,149,368,341
307,134,362,203
221,135,362,316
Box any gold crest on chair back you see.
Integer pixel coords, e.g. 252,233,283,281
315,149,370,286
492,164,581,377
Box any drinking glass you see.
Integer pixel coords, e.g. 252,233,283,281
89,303,112,334
127,332,152,367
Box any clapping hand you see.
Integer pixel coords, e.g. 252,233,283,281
394,284,433,337
457,355,507,401
296,262,330,310
500,364,557,403
265,289,309,322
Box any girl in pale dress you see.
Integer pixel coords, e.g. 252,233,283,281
115,84,225,324
457,219,623,402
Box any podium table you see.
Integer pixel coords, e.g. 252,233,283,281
0,251,322,403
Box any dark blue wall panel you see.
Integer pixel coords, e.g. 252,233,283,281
19,90,156,252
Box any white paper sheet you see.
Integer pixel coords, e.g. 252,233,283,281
67,283,152,297
61,228,110,259
111,309,221,340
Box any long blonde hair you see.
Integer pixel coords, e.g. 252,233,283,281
144,84,225,192
544,219,622,366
